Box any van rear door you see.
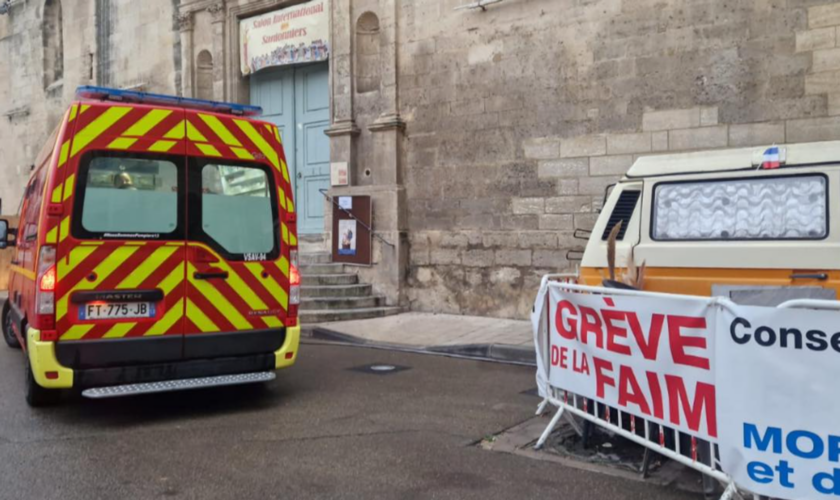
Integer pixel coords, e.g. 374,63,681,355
180,110,292,359
53,103,188,368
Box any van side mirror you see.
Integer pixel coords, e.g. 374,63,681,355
0,219,14,249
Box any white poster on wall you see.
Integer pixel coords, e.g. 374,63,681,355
239,0,330,76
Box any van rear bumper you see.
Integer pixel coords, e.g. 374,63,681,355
27,326,300,390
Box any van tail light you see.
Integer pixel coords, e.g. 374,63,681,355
289,249,300,307
35,246,57,331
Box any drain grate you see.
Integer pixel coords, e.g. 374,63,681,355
348,363,411,375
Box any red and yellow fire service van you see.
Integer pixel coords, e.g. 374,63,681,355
0,86,301,406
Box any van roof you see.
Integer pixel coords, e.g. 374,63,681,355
625,140,840,178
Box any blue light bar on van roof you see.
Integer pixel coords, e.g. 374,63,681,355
75,86,263,117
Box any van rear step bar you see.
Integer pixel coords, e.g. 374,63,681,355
81,372,276,399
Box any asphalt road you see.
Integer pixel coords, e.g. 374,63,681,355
0,340,700,500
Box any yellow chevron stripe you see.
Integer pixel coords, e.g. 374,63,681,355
158,263,185,295
123,109,172,136
196,143,222,157
281,223,289,245
63,173,76,202
231,147,255,160
274,127,282,144
117,245,179,289
185,298,218,333
58,216,70,243
290,233,297,246
57,245,99,280
70,106,133,157
163,120,186,139
186,121,208,142
234,119,279,170
56,245,142,321
277,187,287,209
45,226,57,244
287,197,295,213
61,324,95,341
262,316,284,328
187,263,251,330
280,159,291,183
146,298,184,336
188,245,268,310
51,184,63,204
245,263,288,309
107,137,138,149
149,140,177,152
102,322,136,339
199,114,242,146
276,256,290,278
80,104,91,114
58,141,70,167
68,104,79,122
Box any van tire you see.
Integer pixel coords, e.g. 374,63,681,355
24,354,59,407
2,301,21,349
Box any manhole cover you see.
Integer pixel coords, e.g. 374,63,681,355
348,363,411,375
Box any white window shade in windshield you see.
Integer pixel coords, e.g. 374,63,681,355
653,175,827,241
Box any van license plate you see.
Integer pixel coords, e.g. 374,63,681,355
80,302,155,320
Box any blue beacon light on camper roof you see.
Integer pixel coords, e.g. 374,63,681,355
75,86,263,117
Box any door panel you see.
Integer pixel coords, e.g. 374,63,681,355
55,103,188,344
250,68,296,182
295,64,330,234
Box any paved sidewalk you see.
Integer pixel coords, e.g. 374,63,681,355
309,312,535,364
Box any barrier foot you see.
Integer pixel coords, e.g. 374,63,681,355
534,407,565,450
640,448,653,479
562,410,583,437
536,398,549,416
718,483,741,500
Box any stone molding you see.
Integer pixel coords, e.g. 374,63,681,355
368,113,406,133
177,11,193,32
325,119,361,137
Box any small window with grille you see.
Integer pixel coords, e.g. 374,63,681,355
601,190,641,241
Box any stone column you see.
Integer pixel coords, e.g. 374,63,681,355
178,11,194,98
208,2,227,101
325,0,360,178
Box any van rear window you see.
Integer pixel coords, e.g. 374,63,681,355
74,153,184,239
652,175,827,241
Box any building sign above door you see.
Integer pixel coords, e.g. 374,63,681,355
239,0,330,76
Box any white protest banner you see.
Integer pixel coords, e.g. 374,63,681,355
545,285,718,440
717,303,840,499
239,0,330,76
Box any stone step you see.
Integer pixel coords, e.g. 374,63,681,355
300,295,385,311
301,283,372,298
301,307,401,324
299,263,344,275
302,274,358,286
299,252,331,265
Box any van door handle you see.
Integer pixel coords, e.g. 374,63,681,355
790,273,828,280
193,271,229,280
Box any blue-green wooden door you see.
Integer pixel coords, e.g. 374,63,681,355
250,63,330,234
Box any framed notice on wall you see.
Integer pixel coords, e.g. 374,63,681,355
240,0,331,76
332,196,371,265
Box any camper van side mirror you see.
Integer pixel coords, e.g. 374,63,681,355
0,219,13,249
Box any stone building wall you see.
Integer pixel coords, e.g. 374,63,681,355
0,0,179,215
397,0,840,319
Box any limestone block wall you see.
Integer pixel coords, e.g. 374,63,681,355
399,0,840,319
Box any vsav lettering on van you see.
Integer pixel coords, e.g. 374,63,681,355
0,87,301,406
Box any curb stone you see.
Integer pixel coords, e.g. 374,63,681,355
303,325,536,367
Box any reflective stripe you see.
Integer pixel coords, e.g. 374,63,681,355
80,104,91,114
70,106,133,157
58,141,70,168
232,147,255,160
276,256,290,278
102,322,135,339
187,263,252,330
186,121,208,142
245,263,288,309
57,245,99,280
263,316,284,328
199,114,242,146
287,197,295,213
278,187,287,209
107,137,138,149
10,265,36,281
149,140,177,152
196,143,222,157
51,184,63,204
185,298,218,333
116,245,179,289
281,223,289,245
234,120,279,171
58,216,70,243
61,324,95,341
68,104,79,122
123,109,172,136
45,226,58,244
63,173,76,202
157,263,185,295
163,120,186,139
280,159,291,183
146,298,184,336
289,233,297,247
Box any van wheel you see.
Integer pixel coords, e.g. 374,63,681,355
24,355,59,407
2,301,20,349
